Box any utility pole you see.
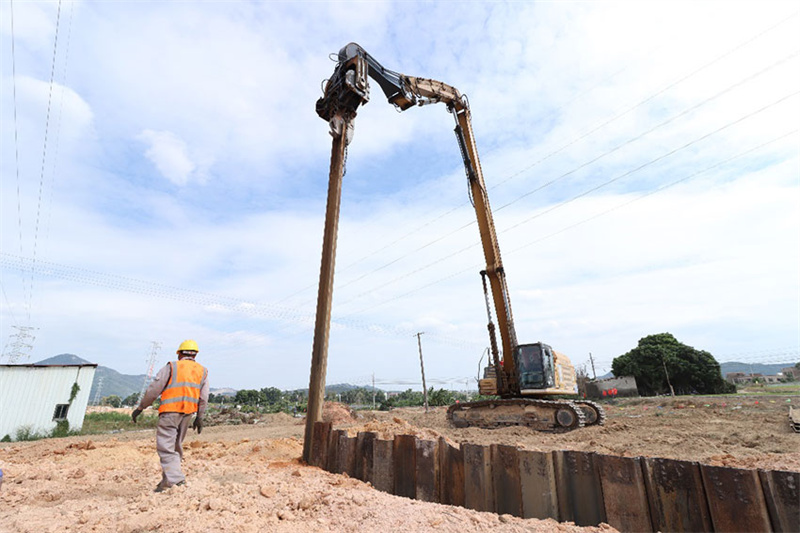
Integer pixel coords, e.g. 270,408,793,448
416,332,429,412
661,353,676,397
372,373,376,409
589,352,597,380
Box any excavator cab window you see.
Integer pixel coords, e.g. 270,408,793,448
515,344,545,390
516,343,556,391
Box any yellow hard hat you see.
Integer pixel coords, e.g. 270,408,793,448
177,339,199,354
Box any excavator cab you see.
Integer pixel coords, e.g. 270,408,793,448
515,343,556,391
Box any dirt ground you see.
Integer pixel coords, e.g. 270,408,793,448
1,395,797,533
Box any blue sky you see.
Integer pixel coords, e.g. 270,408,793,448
1,1,798,391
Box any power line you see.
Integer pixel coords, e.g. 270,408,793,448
332,95,798,316
9,0,27,323
28,0,63,329
0,252,486,354
337,126,798,318
314,50,799,311
43,0,75,253
275,12,799,307
495,51,798,213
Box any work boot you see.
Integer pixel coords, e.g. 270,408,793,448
155,480,184,493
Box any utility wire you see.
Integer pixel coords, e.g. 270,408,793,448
489,10,799,193
44,0,75,251
332,93,799,314
276,11,799,307
495,51,798,213
304,48,799,310
28,0,63,325
338,126,798,318
10,0,27,323
275,36,673,306
0,252,485,351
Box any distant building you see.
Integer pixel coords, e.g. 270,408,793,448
725,372,782,385
780,366,800,380
585,375,638,399
0,363,97,441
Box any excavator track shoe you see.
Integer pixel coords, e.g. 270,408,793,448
447,398,586,433
575,400,606,426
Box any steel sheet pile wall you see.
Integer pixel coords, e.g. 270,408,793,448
309,422,799,532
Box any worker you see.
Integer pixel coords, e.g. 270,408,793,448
132,339,209,492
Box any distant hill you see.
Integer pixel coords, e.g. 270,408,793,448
35,354,146,401
719,361,796,376
35,354,241,401
211,387,237,397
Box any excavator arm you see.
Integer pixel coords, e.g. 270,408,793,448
316,43,520,396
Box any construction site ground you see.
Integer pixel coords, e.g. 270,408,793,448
1,395,797,533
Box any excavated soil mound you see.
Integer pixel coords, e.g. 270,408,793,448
320,402,356,425
345,416,450,443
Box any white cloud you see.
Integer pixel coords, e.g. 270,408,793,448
1,1,798,389
137,129,196,186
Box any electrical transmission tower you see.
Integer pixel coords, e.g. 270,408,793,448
137,341,162,403
2,325,37,363
92,376,105,405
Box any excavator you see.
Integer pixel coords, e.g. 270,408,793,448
317,43,604,432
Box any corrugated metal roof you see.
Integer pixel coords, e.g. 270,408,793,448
0,365,97,440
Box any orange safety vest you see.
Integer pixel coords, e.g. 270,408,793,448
158,359,207,414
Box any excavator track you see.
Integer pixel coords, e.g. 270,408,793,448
447,398,587,433
574,400,606,427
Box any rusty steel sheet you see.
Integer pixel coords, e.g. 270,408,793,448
355,432,376,482
519,449,559,520
415,439,439,502
371,439,394,494
596,454,653,532
491,444,522,517
554,450,606,526
336,433,357,477
642,457,713,533
309,421,332,469
326,429,345,473
393,434,417,499
438,437,465,507
463,443,494,512
759,469,800,532
700,464,771,533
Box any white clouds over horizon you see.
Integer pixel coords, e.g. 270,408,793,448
1,1,798,389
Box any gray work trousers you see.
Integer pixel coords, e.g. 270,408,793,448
155,412,193,488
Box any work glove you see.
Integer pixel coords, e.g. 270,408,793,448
131,409,142,423
192,416,203,434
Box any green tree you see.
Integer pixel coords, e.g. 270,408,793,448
122,393,140,407
260,387,283,405
235,389,265,406
612,333,735,396
104,395,122,408
428,388,456,406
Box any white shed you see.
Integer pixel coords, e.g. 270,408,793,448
0,363,97,441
